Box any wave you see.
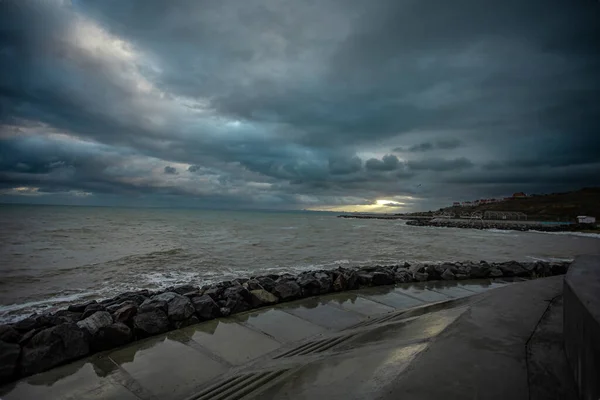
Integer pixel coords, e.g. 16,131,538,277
0,291,98,324
529,230,600,239
525,256,575,263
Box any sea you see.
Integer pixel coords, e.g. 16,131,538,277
1,204,599,323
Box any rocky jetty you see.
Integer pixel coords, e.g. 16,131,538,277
405,219,590,232
0,260,570,383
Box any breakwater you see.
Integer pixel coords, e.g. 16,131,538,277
405,218,592,232
0,260,570,384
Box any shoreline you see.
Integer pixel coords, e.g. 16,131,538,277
0,259,570,384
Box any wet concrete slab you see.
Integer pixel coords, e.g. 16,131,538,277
108,336,227,399
280,298,365,329
255,343,428,399
0,357,141,400
234,308,327,342
185,319,281,365
363,290,426,309
394,284,452,302
422,283,477,298
320,292,396,316
339,306,468,351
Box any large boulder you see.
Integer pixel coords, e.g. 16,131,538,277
222,286,252,314
314,272,333,293
249,289,279,308
113,303,138,325
77,311,113,336
0,325,21,344
357,272,374,286
139,299,168,313
371,271,394,286
133,309,170,338
489,267,503,278
68,300,97,313
497,262,528,277
13,316,47,333
172,284,198,295
468,264,490,279
152,292,195,321
81,303,106,320
413,271,429,282
20,323,89,376
92,323,132,351
394,270,412,283
52,310,83,324
0,341,20,383
256,277,277,292
191,295,221,321
332,273,348,292
245,279,264,291
297,274,322,297
441,269,456,280
271,281,302,301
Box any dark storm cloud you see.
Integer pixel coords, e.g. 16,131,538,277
394,138,463,153
0,0,599,210
365,155,400,171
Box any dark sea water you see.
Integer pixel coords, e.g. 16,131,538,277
1,204,599,322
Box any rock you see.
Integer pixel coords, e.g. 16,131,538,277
203,287,223,301
0,341,21,383
413,271,429,282
133,309,170,338
297,274,321,296
256,277,277,292
113,304,138,325
67,300,97,313
219,307,231,317
314,272,333,293
182,291,201,298
225,297,251,314
172,284,198,295
13,316,42,332
394,270,412,283
489,267,503,278
425,265,443,280
276,273,296,283
550,262,568,275
139,299,168,313
52,310,83,324
191,295,221,321
468,264,490,278
0,325,21,344
455,273,470,280
249,289,279,307
81,303,106,320
20,323,89,376
534,262,552,277
222,286,252,313
441,269,456,280
92,323,132,351
174,316,200,329
245,279,264,291
333,273,348,291
223,286,251,302
271,281,302,301
77,311,113,336
106,300,137,313
357,273,374,286
344,271,359,289
18,329,38,346
371,271,394,286
152,292,195,321
497,262,528,277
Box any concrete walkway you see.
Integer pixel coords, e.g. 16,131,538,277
1,277,549,400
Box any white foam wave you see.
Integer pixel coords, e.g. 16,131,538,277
525,256,575,263
0,291,98,323
484,229,519,234
529,230,600,239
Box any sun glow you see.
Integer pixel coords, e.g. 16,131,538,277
376,199,403,206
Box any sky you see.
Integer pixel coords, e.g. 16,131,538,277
0,0,599,212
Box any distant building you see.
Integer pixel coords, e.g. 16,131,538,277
462,201,473,207
452,202,461,207
512,192,527,198
577,216,596,224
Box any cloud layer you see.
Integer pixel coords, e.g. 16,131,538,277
1,0,599,210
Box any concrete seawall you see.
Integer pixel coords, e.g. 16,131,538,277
564,255,600,399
